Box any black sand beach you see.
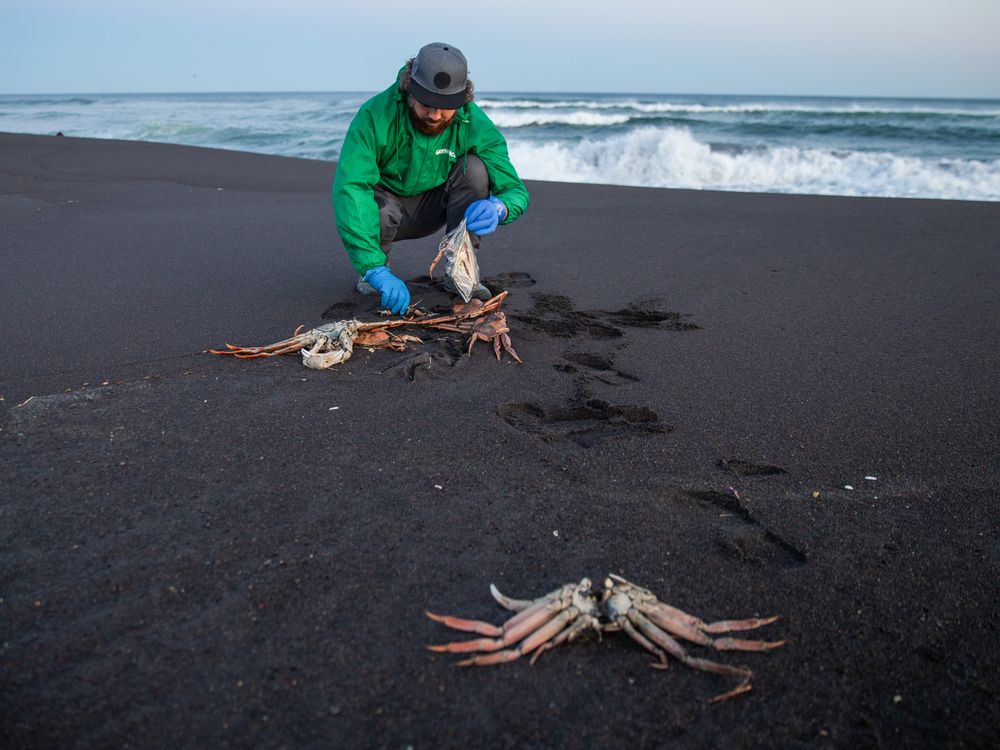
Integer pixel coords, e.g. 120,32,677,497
2,132,998,748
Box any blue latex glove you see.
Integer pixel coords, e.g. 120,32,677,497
464,195,507,236
363,266,411,315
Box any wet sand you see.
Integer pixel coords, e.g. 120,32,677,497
2,132,999,748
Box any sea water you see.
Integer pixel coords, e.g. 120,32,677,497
2,91,998,201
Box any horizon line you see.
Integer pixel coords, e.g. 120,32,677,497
2,89,999,102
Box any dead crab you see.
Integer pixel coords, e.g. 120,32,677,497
209,320,423,368
426,574,784,703
599,574,784,702
431,298,522,363
210,291,522,369
426,578,600,666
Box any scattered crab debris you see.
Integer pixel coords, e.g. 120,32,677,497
211,291,521,370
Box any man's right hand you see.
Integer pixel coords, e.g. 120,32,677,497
363,266,411,315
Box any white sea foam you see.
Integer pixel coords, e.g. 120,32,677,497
487,110,632,127
478,98,622,110
507,126,1000,201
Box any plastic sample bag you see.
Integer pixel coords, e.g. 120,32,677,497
431,219,481,303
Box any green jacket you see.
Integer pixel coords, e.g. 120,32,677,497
332,69,529,275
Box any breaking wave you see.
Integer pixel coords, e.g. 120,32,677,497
478,97,1000,118
488,110,632,128
507,126,1000,201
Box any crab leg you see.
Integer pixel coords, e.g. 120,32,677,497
426,323,469,333
456,607,580,666
210,325,310,356
210,333,311,357
426,592,560,637
701,615,781,634
216,344,303,358
426,596,566,654
620,619,669,667
529,615,599,665
623,610,756,704
467,334,485,357
501,333,523,364
706,682,753,704
239,342,310,358
627,610,751,679
644,606,785,651
424,611,501,637
356,317,430,331
490,584,539,613
650,598,773,634
709,635,785,651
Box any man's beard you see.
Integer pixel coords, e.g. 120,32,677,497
408,104,454,135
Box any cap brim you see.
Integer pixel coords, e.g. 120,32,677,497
409,79,466,110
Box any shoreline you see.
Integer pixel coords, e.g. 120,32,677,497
4,130,998,205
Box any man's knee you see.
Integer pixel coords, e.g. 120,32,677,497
376,192,402,247
452,154,489,198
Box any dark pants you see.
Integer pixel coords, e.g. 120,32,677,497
375,154,489,257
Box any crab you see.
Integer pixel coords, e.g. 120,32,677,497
210,291,522,369
465,311,521,363
208,319,423,369
354,329,423,352
429,298,522,363
599,574,785,702
426,574,784,703
426,578,601,666
209,320,360,368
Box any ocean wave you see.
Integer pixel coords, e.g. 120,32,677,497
486,110,632,128
133,122,216,140
4,92,997,200
507,127,1000,201
478,98,1000,118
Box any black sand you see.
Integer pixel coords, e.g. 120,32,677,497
2,132,998,748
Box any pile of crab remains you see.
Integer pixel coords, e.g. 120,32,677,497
210,290,520,370
212,226,519,370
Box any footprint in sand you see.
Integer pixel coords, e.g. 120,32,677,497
481,271,536,290
718,458,787,477
513,294,699,339
557,351,639,384
498,398,669,448
321,301,357,320
685,489,807,568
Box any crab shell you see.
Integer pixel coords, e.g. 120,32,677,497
300,321,358,370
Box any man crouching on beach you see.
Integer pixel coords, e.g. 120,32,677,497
332,42,529,315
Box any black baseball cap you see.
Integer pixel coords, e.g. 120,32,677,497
409,42,468,109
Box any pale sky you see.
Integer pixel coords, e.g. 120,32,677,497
1,0,998,98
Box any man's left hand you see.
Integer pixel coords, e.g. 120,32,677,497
465,195,507,236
